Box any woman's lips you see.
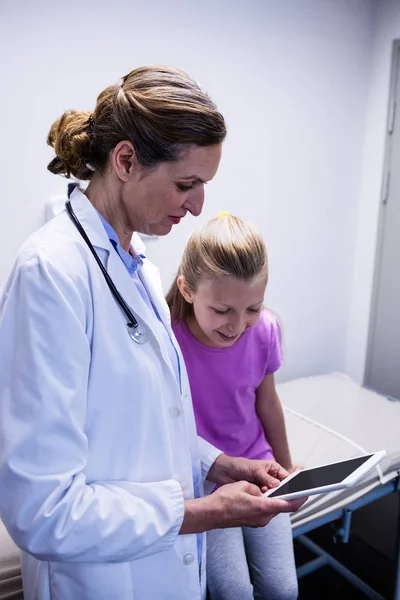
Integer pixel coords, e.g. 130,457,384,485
169,216,182,225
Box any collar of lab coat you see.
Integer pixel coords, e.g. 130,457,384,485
68,186,146,259
67,186,178,385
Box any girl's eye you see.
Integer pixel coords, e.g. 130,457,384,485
213,308,229,315
176,183,194,192
248,307,262,313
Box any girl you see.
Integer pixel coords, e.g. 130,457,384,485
166,213,298,600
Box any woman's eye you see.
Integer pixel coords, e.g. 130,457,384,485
176,183,194,192
248,307,261,313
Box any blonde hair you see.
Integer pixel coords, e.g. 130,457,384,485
47,66,226,180
166,214,268,322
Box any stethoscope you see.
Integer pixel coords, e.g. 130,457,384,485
65,200,148,345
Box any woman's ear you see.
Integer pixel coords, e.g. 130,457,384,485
177,276,194,303
111,141,138,181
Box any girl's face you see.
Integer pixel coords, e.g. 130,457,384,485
180,275,267,348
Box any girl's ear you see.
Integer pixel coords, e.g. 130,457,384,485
177,276,194,303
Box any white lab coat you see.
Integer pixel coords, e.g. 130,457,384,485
0,188,221,600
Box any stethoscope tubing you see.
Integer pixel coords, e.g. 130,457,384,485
65,200,143,339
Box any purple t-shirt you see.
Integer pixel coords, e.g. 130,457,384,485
172,309,283,461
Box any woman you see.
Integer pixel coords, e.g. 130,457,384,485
0,66,304,600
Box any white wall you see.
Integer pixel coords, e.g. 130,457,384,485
0,0,375,382
346,0,400,383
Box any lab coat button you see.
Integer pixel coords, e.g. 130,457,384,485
169,406,181,418
183,553,195,566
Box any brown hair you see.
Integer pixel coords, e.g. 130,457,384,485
47,66,226,180
166,213,268,322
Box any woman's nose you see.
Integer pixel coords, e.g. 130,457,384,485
184,187,204,217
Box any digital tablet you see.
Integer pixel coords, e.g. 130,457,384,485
263,451,386,501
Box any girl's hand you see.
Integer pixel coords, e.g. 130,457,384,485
288,464,304,474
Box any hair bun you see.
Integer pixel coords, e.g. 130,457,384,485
47,110,94,180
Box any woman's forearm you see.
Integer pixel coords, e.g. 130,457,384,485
180,497,216,534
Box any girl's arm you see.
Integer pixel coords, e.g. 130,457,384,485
255,373,293,471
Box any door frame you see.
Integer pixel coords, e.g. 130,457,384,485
364,39,400,390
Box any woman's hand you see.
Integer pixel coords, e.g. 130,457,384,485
207,453,288,491
180,481,307,534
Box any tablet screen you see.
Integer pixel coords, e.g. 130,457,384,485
268,454,374,498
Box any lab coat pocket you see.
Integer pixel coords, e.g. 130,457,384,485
48,560,135,600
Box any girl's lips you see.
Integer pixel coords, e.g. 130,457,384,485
169,216,182,225
217,331,239,342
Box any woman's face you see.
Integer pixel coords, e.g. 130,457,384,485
119,144,222,236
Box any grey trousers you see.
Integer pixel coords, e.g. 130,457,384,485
207,514,298,600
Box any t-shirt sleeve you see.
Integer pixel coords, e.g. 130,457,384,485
264,311,284,375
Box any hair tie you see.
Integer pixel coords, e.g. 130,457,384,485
217,211,230,217
86,114,95,134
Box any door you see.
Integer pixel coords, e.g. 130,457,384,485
365,42,400,400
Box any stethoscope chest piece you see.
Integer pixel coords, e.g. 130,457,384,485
128,323,149,345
